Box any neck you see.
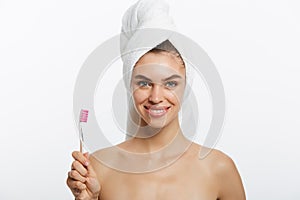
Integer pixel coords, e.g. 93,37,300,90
130,117,188,153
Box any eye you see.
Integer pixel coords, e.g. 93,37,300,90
137,81,152,88
165,81,177,88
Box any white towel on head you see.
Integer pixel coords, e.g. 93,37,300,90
120,0,194,138
121,0,176,33
120,0,177,90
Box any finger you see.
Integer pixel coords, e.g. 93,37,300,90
66,178,87,191
68,170,86,183
75,191,89,200
73,188,81,196
73,181,86,194
71,160,88,176
72,151,89,167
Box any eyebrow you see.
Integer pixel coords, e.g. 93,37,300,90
162,74,183,81
134,74,183,82
134,75,152,81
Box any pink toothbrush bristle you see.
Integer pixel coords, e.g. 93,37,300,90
80,109,89,122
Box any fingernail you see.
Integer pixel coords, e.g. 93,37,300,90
85,161,89,166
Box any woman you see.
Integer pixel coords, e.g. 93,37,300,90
67,1,246,199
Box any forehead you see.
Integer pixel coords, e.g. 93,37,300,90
134,52,185,75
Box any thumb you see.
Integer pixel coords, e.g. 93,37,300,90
83,152,89,159
87,160,97,178
83,153,98,179
86,174,101,195
85,154,101,195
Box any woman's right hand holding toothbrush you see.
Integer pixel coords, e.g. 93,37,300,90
67,151,101,200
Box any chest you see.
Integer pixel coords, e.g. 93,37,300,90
99,164,218,200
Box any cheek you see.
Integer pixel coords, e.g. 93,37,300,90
165,87,185,105
132,89,149,104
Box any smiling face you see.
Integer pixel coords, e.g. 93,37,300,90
131,51,186,129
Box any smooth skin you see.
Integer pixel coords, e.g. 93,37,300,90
66,52,246,200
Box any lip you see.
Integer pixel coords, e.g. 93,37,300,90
144,105,171,118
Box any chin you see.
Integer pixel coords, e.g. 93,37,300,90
147,121,168,129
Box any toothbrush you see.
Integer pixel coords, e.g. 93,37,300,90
79,109,89,153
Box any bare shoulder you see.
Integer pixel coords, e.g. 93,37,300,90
209,150,246,199
189,143,234,166
89,143,130,172
89,146,118,176
203,148,236,174
191,144,246,199
91,146,117,158
197,146,240,181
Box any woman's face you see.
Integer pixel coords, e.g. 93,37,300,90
131,51,186,128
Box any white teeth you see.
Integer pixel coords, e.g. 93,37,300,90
150,109,164,113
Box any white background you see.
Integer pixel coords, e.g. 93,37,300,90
0,0,299,199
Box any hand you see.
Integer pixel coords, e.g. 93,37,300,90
66,151,101,200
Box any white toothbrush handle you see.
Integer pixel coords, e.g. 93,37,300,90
79,123,83,153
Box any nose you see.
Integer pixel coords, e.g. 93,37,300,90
149,84,163,103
